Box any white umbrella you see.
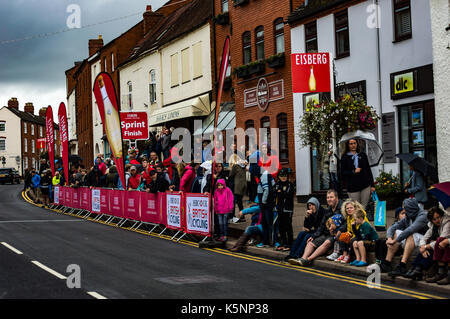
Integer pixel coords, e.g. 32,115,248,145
338,130,383,167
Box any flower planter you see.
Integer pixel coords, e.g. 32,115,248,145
377,193,408,210
266,53,285,68
248,61,265,75
235,66,249,79
215,12,229,25
233,0,249,7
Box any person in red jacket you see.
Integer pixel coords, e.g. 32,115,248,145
258,143,281,180
127,166,142,190
179,161,200,193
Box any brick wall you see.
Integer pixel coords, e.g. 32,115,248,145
213,0,302,176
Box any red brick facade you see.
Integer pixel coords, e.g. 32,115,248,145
213,0,304,174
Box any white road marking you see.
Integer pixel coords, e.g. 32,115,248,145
31,261,67,280
87,291,107,299
1,242,23,255
0,220,84,223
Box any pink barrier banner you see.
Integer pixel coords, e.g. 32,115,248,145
71,188,80,209
100,189,110,215
109,189,124,218
64,187,72,208
91,188,110,214
165,192,183,231
140,192,160,224
59,187,65,206
80,188,91,211
159,192,167,227
184,193,211,237
124,191,141,221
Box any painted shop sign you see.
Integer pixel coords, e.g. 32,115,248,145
244,79,284,109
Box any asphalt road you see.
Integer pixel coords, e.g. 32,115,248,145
0,184,441,300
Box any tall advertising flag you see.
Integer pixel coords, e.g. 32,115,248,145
92,72,126,189
58,102,69,185
45,106,55,176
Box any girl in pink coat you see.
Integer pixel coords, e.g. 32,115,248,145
214,179,234,241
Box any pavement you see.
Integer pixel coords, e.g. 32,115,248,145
226,197,450,297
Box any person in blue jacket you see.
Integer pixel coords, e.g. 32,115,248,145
31,170,42,204
229,198,279,252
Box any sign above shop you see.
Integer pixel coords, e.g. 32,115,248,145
291,52,331,93
244,79,284,109
335,80,367,101
390,64,433,100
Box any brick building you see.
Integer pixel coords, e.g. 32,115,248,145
213,0,304,173
0,98,60,175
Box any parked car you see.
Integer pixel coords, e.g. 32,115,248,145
0,168,21,184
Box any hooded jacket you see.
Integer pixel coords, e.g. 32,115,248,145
275,180,295,213
214,179,234,215
387,198,428,242
303,197,326,232
180,165,196,193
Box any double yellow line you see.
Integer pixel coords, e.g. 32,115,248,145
21,191,446,299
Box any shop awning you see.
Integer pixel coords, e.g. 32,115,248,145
149,93,212,127
193,102,236,138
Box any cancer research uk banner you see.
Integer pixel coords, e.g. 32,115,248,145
185,194,211,236
166,192,183,231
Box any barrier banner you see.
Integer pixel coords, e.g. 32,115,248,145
140,192,160,224
71,188,81,209
59,187,65,206
80,187,91,211
159,192,167,226
184,193,211,236
91,189,101,212
100,189,110,215
64,187,72,208
124,191,141,221
54,186,60,204
109,189,124,218
166,192,183,231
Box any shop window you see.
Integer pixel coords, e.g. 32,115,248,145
305,21,318,53
335,9,350,58
393,0,412,42
277,113,289,162
242,31,252,64
255,26,265,60
274,18,285,54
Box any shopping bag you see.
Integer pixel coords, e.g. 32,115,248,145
373,192,386,231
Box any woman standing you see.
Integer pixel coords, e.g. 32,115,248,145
340,139,375,210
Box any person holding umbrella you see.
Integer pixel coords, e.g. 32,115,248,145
405,165,428,210
340,138,375,210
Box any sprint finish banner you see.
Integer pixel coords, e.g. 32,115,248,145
45,106,55,176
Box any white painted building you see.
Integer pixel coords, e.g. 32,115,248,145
0,106,22,172
118,0,214,142
430,0,450,182
289,0,435,196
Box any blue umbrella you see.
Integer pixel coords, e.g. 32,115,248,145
429,182,450,209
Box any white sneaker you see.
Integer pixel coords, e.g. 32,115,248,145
326,252,340,261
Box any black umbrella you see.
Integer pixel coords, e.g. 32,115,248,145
395,153,438,181
69,154,83,163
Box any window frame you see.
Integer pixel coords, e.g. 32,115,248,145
222,0,229,13
334,9,350,59
305,20,318,53
260,116,271,145
0,137,5,151
0,121,5,132
127,81,133,110
393,0,412,42
255,26,265,61
242,31,252,65
149,69,157,105
274,18,285,54
277,113,289,163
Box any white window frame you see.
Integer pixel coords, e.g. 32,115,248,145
0,121,5,132
24,138,28,152
24,122,27,134
149,69,157,104
32,139,35,154
0,138,6,151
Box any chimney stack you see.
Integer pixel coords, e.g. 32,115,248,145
143,5,163,35
39,107,47,117
88,35,104,56
24,102,34,114
7,97,19,110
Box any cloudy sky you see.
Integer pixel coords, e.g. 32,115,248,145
0,0,166,120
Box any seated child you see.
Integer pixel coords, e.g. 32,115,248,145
350,209,379,267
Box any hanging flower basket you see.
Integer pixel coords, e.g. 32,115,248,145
298,94,380,148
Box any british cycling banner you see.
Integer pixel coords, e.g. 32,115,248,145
166,192,183,231
184,193,211,236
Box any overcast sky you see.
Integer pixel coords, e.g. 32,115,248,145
0,0,166,120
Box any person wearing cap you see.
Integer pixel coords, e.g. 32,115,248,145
380,198,429,276
127,166,142,190
145,170,169,193
274,168,295,251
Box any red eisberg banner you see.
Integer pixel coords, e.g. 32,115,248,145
291,52,331,93
45,106,55,176
92,72,126,189
109,189,124,218
120,112,148,140
124,191,141,221
71,188,80,209
80,187,91,211
58,103,69,185
140,192,160,224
